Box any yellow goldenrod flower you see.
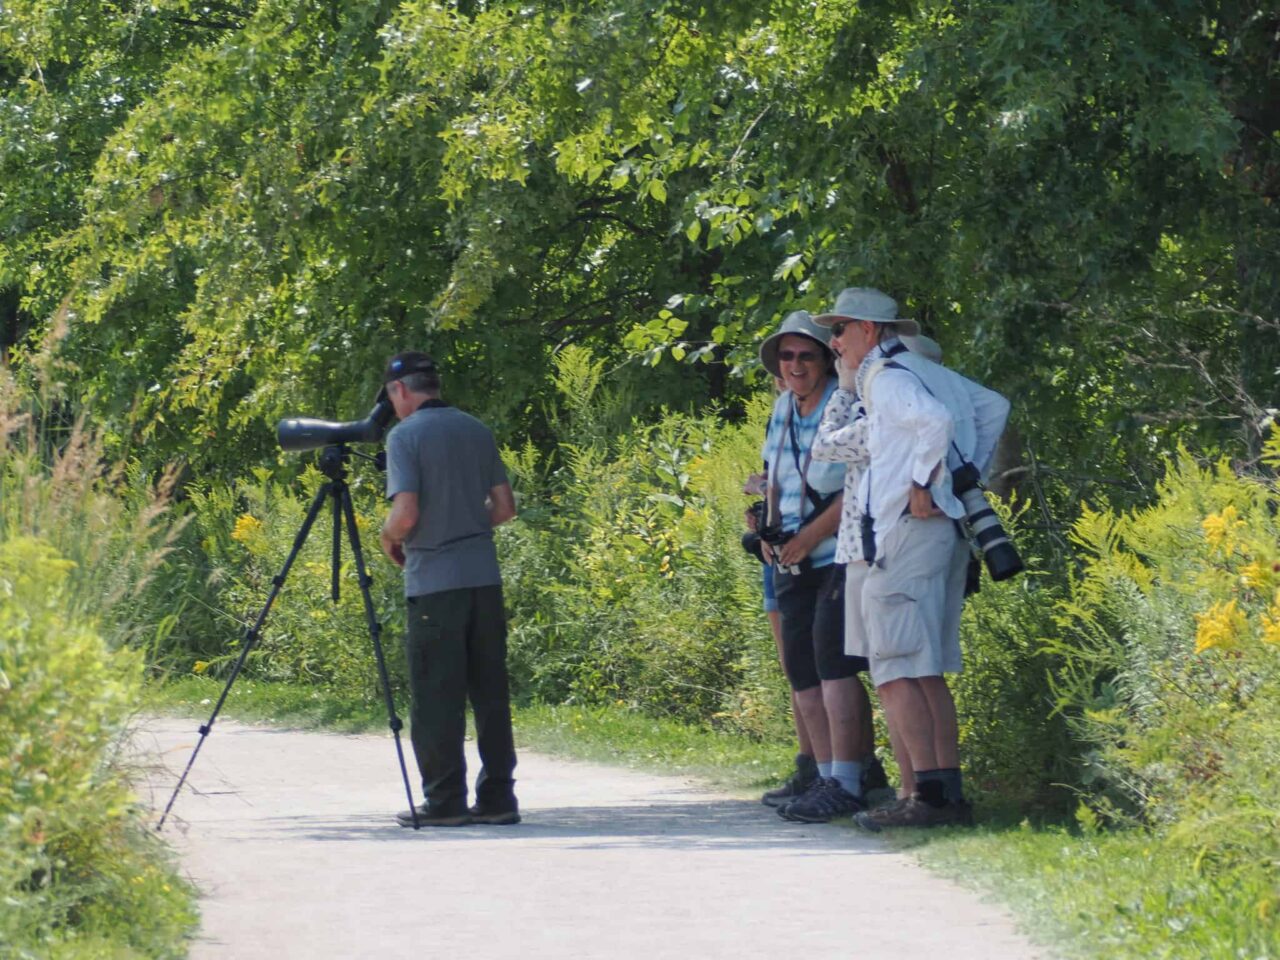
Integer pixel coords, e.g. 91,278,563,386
1194,598,1245,654
1239,560,1273,590
231,513,263,543
1201,505,1245,553
1261,594,1280,645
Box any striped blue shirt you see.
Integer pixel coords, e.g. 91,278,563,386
761,380,845,569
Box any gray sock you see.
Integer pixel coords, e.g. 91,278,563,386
830,760,864,797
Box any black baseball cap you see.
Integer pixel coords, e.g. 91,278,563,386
383,351,437,383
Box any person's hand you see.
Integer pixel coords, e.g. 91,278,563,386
760,540,777,566
380,529,406,567
835,354,858,393
908,485,943,519
777,525,818,567
744,507,760,532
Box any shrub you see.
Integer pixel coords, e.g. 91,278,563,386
498,348,790,737
1,375,195,957
179,467,409,713
1047,438,1280,921
951,501,1073,810
0,537,195,958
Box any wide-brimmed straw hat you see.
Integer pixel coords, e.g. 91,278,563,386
813,287,920,337
759,310,834,378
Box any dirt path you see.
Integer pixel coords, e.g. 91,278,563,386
136,718,1045,960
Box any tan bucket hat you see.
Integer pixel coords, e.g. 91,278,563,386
758,310,834,378
813,287,920,337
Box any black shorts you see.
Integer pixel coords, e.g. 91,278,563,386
774,563,868,691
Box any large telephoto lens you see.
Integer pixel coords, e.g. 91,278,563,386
952,463,1025,582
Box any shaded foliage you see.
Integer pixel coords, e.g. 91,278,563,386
0,1,1275,514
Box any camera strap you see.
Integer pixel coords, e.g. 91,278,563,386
859,341,913,541
768,393,825,529
877,363,969,470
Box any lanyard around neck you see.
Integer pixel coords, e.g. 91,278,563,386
768,393,816,527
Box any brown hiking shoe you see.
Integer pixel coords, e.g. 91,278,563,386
855,795,973,831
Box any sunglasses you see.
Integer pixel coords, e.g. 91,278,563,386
777,349,821,364
829,320,851,337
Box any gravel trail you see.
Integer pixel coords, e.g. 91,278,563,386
137,718,1045,960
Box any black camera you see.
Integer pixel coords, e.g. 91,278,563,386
741,501,768,562
276,387,394,452
860,513,876,564
740,504,810,574
951,462,1024,582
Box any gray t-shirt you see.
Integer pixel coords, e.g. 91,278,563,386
385,403,509,596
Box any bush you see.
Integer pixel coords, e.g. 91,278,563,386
498,347,790,736
177,467,409,714
1,376,195,958
951,505,1073,810
1047,438,1280,923
0,537,195,959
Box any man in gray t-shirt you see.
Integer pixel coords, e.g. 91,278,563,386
379,351,520,827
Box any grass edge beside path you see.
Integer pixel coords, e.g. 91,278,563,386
144,677,796,792
144,678,1278,960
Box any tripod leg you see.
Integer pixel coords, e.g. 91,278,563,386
157,481,334,831
331,491,342,602
337,484,421,829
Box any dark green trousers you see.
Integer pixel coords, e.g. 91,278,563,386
404,584,517,813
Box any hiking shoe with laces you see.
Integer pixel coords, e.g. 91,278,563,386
779,777,865,823
761,755,819,808
776,775,834,821
854,795,973,831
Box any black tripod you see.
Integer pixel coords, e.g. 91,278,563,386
158,444,421,830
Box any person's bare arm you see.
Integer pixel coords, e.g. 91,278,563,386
488,482,517,527
380,492,419,566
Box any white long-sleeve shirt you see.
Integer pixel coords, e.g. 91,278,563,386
822,342,1011,564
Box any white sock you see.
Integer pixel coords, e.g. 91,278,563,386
818,761,833,778
831,760,864,797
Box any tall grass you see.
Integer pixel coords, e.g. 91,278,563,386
0,369,196,958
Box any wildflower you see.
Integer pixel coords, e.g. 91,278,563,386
1262,594,1280,646
1240,560,1273,589
231,513,263,543
1194,599,1245,654
1202,505,1248,553
1261,615,1280,647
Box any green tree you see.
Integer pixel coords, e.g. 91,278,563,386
1,0,1275,507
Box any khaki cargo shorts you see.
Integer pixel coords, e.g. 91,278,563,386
844,513,970,687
